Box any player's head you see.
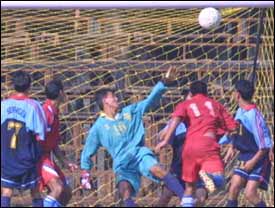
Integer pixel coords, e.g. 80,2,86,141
190,80,207,96
234,79,254,102
95,88,119,111
12,70,31,93
45,79,65,102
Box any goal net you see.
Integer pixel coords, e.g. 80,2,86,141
1,7,274,207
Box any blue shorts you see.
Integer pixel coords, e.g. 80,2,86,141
115,147,159,196
1,167,40,190
234,158,271,190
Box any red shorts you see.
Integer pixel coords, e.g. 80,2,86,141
37,154,66,191
182,136,224,183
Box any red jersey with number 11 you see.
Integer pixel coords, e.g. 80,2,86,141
172,94,237,140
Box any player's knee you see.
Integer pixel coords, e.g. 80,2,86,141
1,187,13,197
244,187,257,202
52,182,64,197
229,181,241,195
118,181,133,200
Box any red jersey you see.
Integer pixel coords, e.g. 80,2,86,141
40,99,61,153
172,94,237,140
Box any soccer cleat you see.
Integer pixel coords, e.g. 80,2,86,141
199,170,216,194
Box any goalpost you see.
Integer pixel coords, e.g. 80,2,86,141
1,1,274,207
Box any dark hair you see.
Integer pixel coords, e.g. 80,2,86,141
235,79,254,101
95,88,115,110
190,80,207,96
45,79,64,100
12,70,31,92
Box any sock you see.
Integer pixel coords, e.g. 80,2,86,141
210,174,226,189
44,195,62,207
1,196,11,207
32,198,43,207
226,199,238,207
255,201,266,207
162,172,184,199
181,195,195,207
123,198,137,207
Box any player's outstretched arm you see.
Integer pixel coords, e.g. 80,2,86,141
162,66,178,85
132,67,178,115
155,116,181,153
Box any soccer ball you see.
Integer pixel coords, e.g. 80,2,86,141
198,7,221,29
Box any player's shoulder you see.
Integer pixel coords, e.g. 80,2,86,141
93,116,104,129
247,107,265,122
207,97,225,110
25,97,43,108
176,99,189,108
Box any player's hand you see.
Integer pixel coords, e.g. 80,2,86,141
223,145,235,163
81,170,92,190
155,140,168,154
162,66,178,84
242,160,255,172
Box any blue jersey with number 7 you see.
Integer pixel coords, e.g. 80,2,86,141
1,94,46,176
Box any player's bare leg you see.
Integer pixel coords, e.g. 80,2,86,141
118,180,137,207
150,165,184,202
156,186,208,207
44,177,64,207
1,187,13,207
226,174,246,207
244,180,266,207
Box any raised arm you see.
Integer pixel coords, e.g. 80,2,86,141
80,126,101,171
155,117,182,153
132,81,167,115
131,67,177,115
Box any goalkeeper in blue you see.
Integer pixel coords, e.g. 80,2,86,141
221,80,273,207
80,68,185,207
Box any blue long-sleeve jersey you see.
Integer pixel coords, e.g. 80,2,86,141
81,81,167,172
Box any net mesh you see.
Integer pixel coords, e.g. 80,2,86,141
1,8,274,207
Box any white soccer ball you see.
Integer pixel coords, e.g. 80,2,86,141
198,7,221,29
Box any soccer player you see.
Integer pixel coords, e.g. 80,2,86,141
1,70,46,207
157,92,231,207
156,91,208,207
38,79,78,207
155,80,237,207
80,68,186,207
222,80,272,207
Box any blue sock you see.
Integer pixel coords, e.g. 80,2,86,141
1,196,11,207
123,198,137,207
163,172,184,198
181,195,195,207
226,199,238,207
44,195,62,207
210,174,226,189
255,201,266,207
32,198,43,207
